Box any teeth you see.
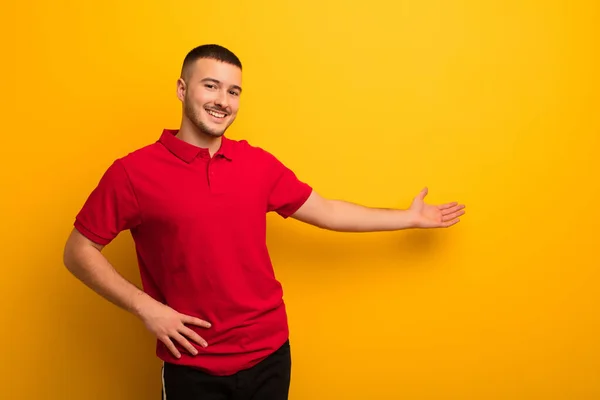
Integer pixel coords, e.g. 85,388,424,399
207,109,226,118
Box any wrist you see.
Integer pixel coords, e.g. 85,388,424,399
394,209,419,230
130,291,155,320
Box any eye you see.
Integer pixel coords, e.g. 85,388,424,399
229,90,240,96
204,84,216,89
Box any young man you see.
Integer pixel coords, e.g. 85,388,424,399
63,44,466,400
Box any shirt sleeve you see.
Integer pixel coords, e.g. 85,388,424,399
74,159,142,245
264,150,313,218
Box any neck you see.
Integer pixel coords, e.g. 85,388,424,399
177,118,222,156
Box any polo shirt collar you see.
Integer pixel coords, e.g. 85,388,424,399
159,129,234,163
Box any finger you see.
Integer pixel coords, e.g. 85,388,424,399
416,187,428,200
160,336,181,359
180,326,208,348
181,314,212,329
441,204,465,214
442,209,466,222
438,202,459,210
442,208,466,219
443,218,461,227
172,332,199,356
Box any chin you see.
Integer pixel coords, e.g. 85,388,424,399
197,120,229,138
206,129,226,137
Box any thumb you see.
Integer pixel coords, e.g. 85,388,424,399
416,187,428,201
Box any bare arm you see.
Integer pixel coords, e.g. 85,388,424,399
63,228,152,317
291,188,465,231
62,228,211,358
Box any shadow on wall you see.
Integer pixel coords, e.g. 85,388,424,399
265,213,450,272
57,232,160,398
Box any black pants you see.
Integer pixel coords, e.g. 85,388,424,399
162,340,291,400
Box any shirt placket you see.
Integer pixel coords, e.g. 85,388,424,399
206,155,223,192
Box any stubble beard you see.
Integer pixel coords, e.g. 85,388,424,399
184,101,229,138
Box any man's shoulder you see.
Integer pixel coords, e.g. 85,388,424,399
227,137,277,161
115,139,165,166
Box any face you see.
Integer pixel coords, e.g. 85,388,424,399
177,58,242,138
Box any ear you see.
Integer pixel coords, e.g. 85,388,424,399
176,78,186,102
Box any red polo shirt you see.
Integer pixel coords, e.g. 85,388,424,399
74,129,313,376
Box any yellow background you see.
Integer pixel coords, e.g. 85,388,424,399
2,0,599,399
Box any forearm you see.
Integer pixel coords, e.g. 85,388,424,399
63,231,155,319
322,199,417,232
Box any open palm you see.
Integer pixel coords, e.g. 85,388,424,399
409,187,466,228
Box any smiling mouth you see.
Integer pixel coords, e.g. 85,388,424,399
205,108,228,119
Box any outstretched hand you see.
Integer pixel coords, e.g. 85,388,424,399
409,187,466,228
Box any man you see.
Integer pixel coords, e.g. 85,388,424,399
63,44,466,400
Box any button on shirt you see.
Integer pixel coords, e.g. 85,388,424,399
74,129,313,375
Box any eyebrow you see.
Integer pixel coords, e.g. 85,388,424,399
201,77,242,93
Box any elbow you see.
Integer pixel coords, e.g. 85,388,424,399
314,200,341,231
63,235,80,274
62,228,103,273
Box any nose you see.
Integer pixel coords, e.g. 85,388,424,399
214,89,229,109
